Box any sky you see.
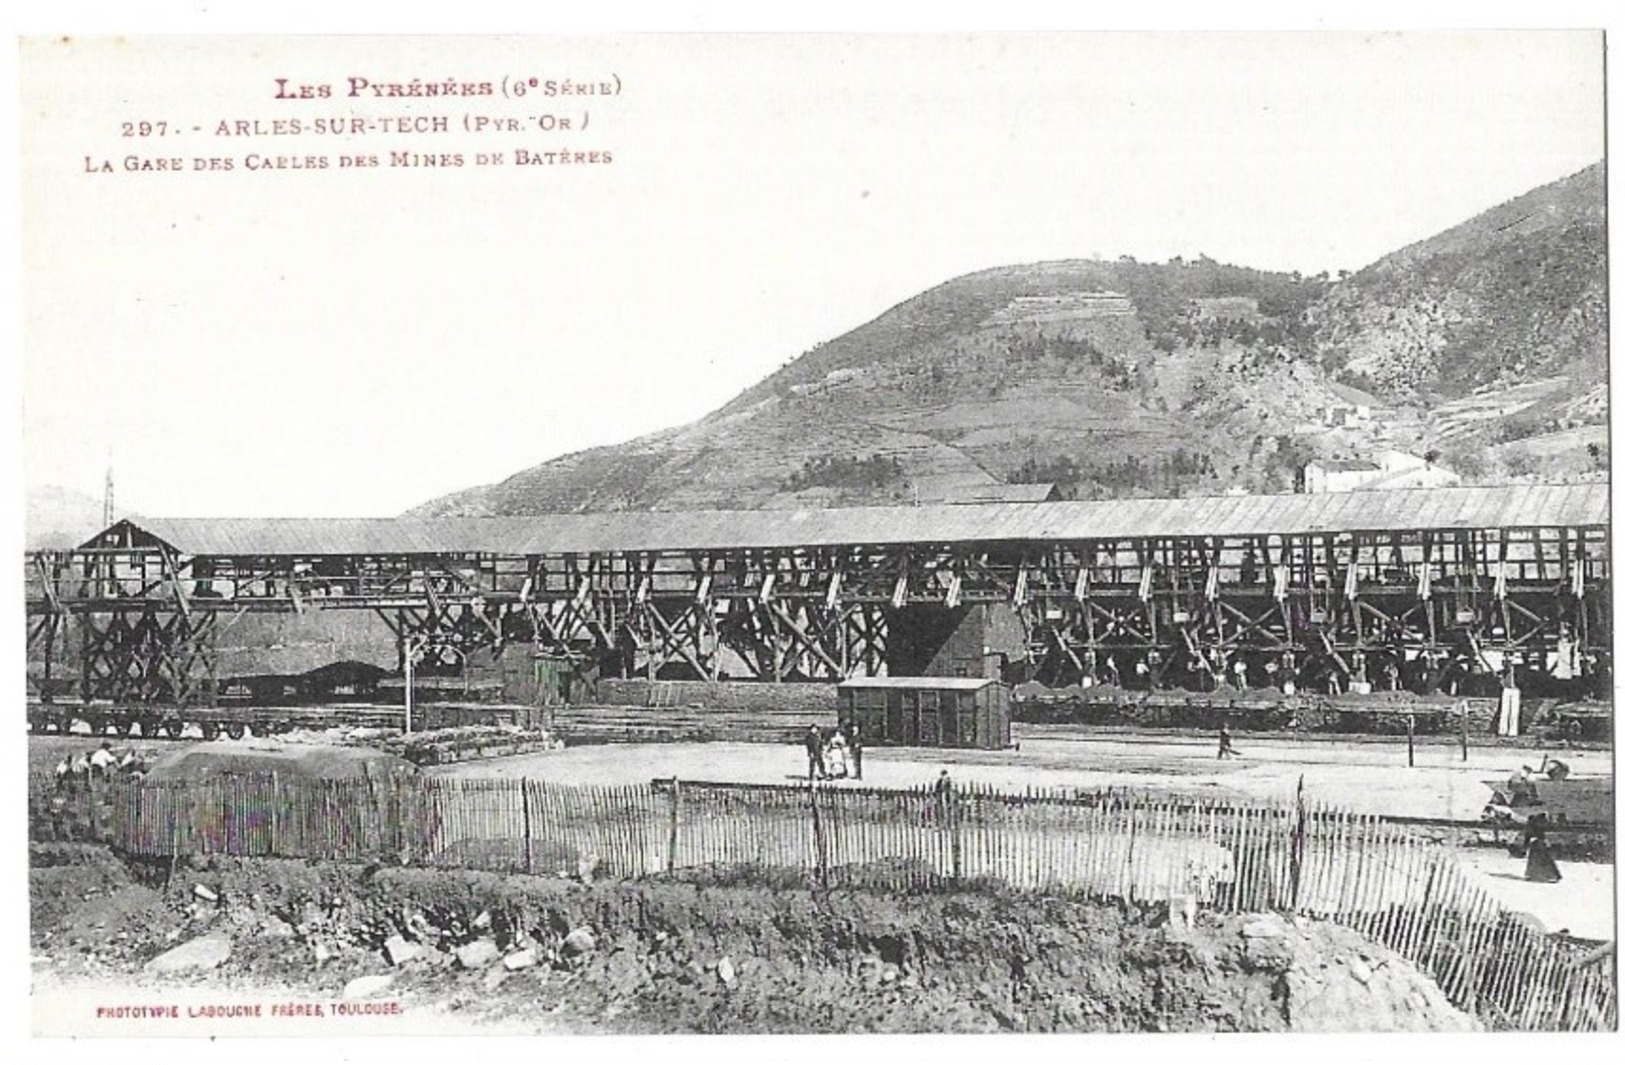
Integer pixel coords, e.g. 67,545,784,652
16,31,1607,518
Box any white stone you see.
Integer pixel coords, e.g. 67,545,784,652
384,934,422,966
193,884,218,902
503,948,539,971
456,939,501,969
717,956,736,985
342,974,395,1000
562,927,597,956
144,934,232,975
1241,917,1286,939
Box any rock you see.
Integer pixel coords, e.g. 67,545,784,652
313,941,333,966
193,884,218,902
504,947,538,971
576,854,602,884
717,956,736,986
472,911,491,929
1350,960,1372,985
1241,916,1287,939
456,939,501,969
562,927,597,956
342,974,395,1000
482,966,511,992
384,934,422,966
260,916,295,939
144,933,232,975
881,964,900,984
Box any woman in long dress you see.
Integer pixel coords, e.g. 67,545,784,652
1522,812,1562,883
824,728,849,779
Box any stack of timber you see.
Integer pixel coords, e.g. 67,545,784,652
385,725,562,766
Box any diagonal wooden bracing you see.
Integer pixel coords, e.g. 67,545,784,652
24,516,1611,705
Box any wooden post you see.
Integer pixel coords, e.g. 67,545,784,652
1459,702,1469,762
1289,775,1307,913
1406,714,1415,768
521,777,534,874
808,777,828,890
948,779,963,881
666,777,681,873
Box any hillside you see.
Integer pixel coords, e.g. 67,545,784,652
26,485,118,550
413,164,1607,517
1309,163,1607,474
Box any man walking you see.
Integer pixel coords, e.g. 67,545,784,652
804,724,827,781
847,721,864,781
1217,721,1238,759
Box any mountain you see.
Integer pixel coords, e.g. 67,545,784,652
1309,164,1607,478
26,484,118,550
412,164,1607,516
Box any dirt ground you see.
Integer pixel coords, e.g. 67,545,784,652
431,729,1612,823
30,846,1479,1035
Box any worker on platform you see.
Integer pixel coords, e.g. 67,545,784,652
804,724,827,781
1231,656,1249,691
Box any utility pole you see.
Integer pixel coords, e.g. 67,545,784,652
403,635,425,734
102,463,115,527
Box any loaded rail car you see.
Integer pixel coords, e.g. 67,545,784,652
27,699,403,740
22,485,1611,734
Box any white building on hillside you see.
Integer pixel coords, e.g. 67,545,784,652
1303,449,1460,493
1319,382,1391,428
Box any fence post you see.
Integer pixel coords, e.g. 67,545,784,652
522,777,534,874
665,778,681,873
85,777,98,842
1406,714,1415,768
808,778,828,890
1459,702,1469,762
1289,775,1307,913
949,780,963,881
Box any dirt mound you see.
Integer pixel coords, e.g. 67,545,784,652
30,844,170,968
30,850,1478,1033
144,742,417,781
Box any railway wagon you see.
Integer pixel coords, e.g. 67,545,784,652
837,676,1012,750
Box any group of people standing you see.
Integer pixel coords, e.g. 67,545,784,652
804,722,863,781
53,740,146,790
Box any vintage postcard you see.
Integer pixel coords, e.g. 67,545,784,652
15,30,1615,1041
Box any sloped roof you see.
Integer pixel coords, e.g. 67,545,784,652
81,483,1608,558
1325,381,1390,408
837,676,1000,690
945,483,1061,504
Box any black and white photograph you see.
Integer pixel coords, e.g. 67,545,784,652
11,25,1616,1040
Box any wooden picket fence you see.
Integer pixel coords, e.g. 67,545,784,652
27,771,1616,1031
